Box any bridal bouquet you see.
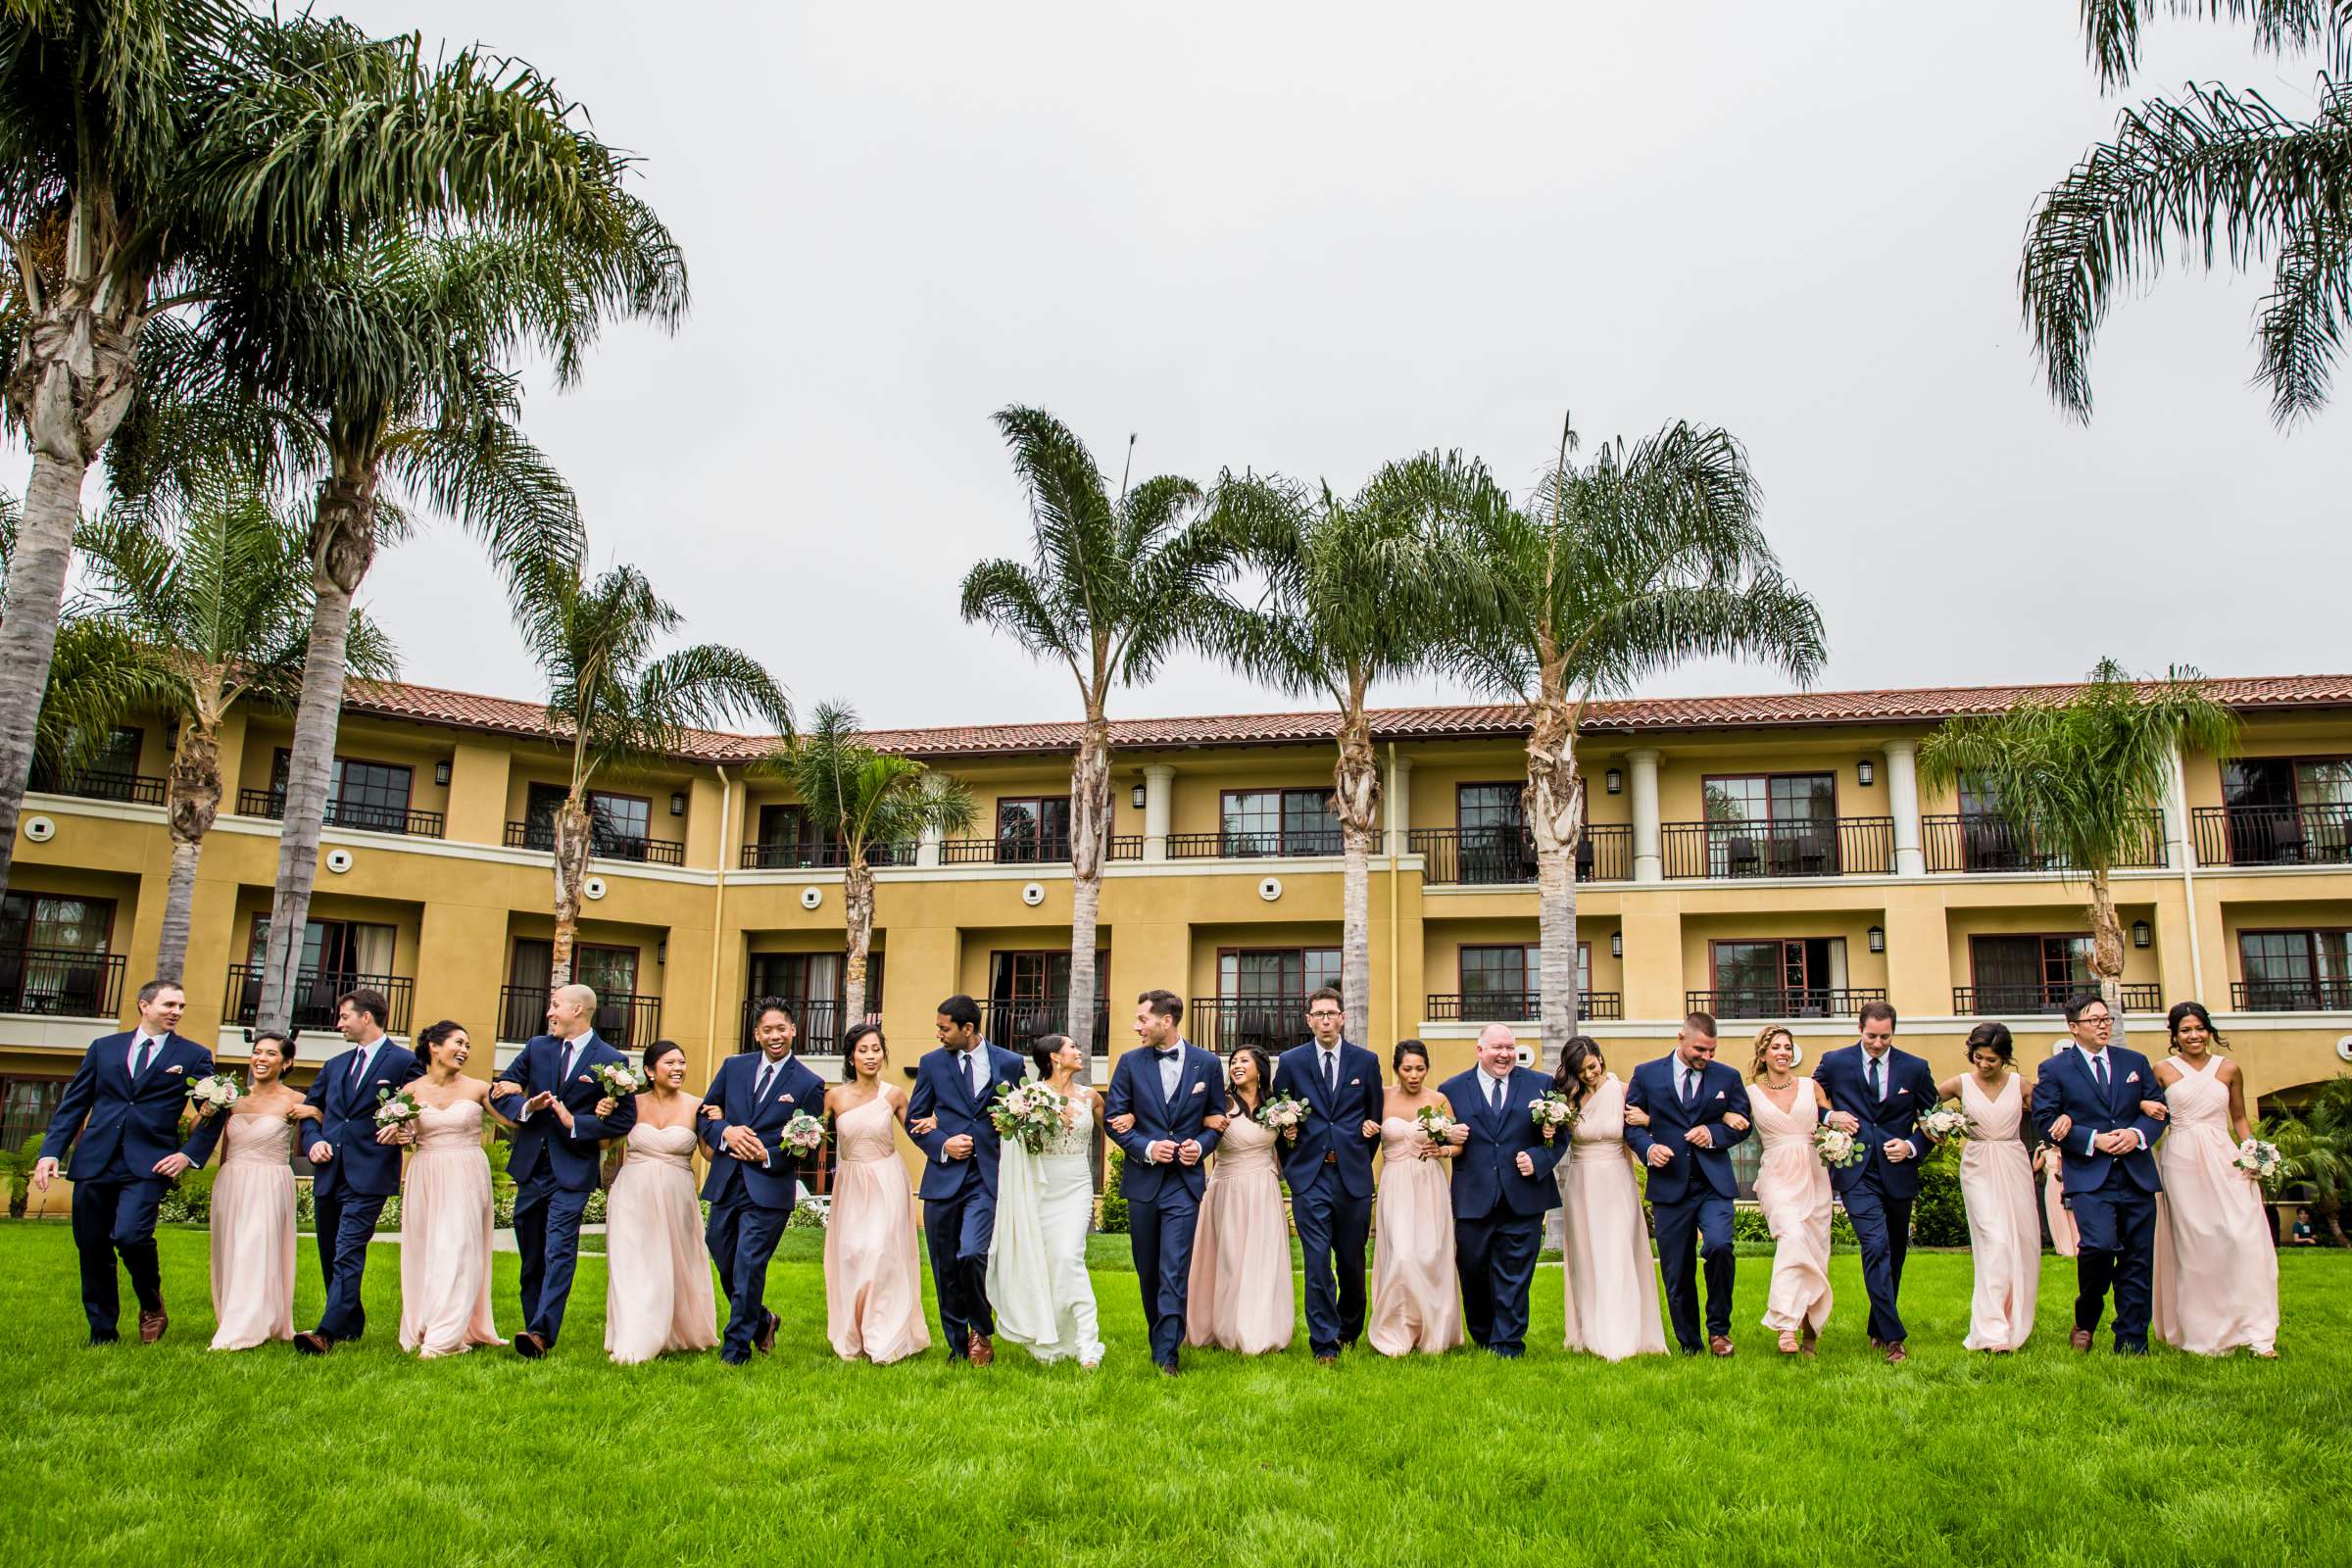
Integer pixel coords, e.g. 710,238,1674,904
1415,1104,1456,1149
2233,1137,2281,1184
1813,1124,1865,1168
188,1072,244,1110
1918,1105,1970,1143
373,1086,421,1131
1530,1092,1575,1143
781,1111,829,1159
990,1081,1064,1154
594,1060,647,1098
1255,1091,1310,1143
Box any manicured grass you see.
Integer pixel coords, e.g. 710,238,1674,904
0,1222,2342,1567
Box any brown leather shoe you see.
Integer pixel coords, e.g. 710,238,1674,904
2070,1328,2093,1352
1867,1336,1885,1350
1708,1335,1735,1357
513,1331,547,1359
292,1330,330,1356
755,1311,778,1356
968,1331,995,1367
1157,1362,1180,1377
137,1301,168,1345
1885,1343,1909,1365
1800,1323,1819,1359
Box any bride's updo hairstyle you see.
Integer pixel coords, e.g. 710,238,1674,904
642,1038,686,1077
1031,1033,1075,1078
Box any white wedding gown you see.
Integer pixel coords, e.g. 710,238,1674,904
985,1090,1105,1364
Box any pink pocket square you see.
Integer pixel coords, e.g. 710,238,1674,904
781,1094,795,1103
576,1074,593,1084
1712,1090,1725,1100
1897,1087,1910,1096
164,1063,184,1074
1348,1077,1360,1086
1191,1083,1206,1095
2127,1071,2140,1084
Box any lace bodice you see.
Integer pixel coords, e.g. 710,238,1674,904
1041,1091,1094,1160
625,1121,700,1170
220,1109,297,1166
412,1098,485,1152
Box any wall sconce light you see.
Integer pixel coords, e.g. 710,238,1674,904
1857,760,1876,787
668,792,687,816
1605,768,1623,795
2132,919,2152,949
433,760,452,786
657,939,668,965
1609,931,1623,959
1867,924,1886,954
1131,783,1147,808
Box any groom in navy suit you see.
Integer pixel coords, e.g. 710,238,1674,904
1439,1024,1562,1357
1814,1001,1943,1363
1273,987,1383,1364
295,988,423,1353
35,980,224,1345
700,997,826,1363
907,994,1028,1364
1626,1012,1752,1355
1105,990,1225,1374
489,983,636,1357
2033,992,2168,1353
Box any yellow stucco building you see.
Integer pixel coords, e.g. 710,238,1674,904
6,671,2350,1161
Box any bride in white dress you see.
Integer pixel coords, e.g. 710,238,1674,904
985,1033,1105,1368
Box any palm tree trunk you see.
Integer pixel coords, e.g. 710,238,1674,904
0,452,92,903
2086,867,2129,1046
258,466,379,1032
1066,710,1110,1053
1526,695,1586,1065
843,858,876,1033
1333,704,1380,1048
156,719,224,983
550,796,594,989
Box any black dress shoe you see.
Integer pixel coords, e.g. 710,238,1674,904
292,1331,331,1356
514,1331,547,1359
755,1311,778,1355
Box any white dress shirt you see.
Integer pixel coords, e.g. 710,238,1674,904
1157,1043,1185,1102
1484,1066,1511,1114
959,1045,989,1102
1318,1044,1341,1095
1862,1045,1892,1101
520,1029,593,1121
750,1050,795,1166
127,1029,171,1079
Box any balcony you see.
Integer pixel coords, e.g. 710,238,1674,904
2192,804,2352,868
1187,996,1304,1057
736,996,880,1052
1923,810,2165,874
1425,991,1624,1023
2231,977,2352,1012
1686,986,1887,1020
238,789,446,840
33,769,166,808
224,965,414,1035
504,819,684,867
739,840,913,871
1952,982,2161,1016
0,948,126,1017
1409,824,1632,886
976,996,1111,1055
1169,829,1343,859
499,985,662,1048
935,835,1143,866
1661,818,1893,879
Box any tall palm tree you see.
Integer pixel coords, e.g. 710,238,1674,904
516,561,791,987
1201,455,1485,1048
2021,2,2352,423
960,408,1238,1051
0,8,651,906
1919,660,2240,1041
1441,417,1827,1061
763,702,975,1031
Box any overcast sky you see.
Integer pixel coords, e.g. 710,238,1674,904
333,0,2345,731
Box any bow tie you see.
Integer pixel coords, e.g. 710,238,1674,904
1152,1047,1180,1061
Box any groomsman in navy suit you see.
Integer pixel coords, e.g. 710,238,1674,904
1105,990,1226,1374
1814,1001,1943,1363
2033,993,2168,1353
489,983,637,1357
1273,987,1383,1364
907,994,1028,1364
35,980,224,1345
1438,1024,1562,1358
295,988,424,1353
1626,1012,1752,1355
699,998,825,1364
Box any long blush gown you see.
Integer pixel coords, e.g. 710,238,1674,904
208,1110,296,1349
1185,1111,1294,1353
1957,1074,2040,1350
2150,1056,2279,1355
1369,1113,1462,1355
822,1093,932,1364
1556,1075,1668,1359
1751,1076,1834,1339
2042,1148,2079,1256
397,1100,504,1357
606,1118,721,1363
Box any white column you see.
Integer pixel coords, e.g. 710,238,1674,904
1883,738,1925,877
1142,764,1174,861
1629,748,1663,883
917,821,943,868
1384,755,1413,857
2161,741,2194,869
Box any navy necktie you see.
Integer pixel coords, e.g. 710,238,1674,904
1324,1050,1338,1094
1869,1054,1883,1102
2092,1054,2109,1095
134,1036,156,1079
755,1060,776,1103
1680,1066,1696,1107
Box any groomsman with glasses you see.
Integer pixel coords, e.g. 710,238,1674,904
1273,986,1382,1365
2033,994,2168,1353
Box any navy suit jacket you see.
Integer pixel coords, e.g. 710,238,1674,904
2033,1045,2166,1196
906,1043,1029,1201
1272,1040,1383,1201
1105,1042,1226,1202
1439,1066,1564,1221
40,1030,222,1180
302,1038,426,1199
698,1050,828,1210
1812,1044,1940,1199
1623,1054,1753,1204
491,1032,639,1192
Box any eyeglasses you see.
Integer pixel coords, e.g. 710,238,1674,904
2078,1013,2113,1026
1306,1009,1343,1019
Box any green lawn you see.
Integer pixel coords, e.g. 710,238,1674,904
0,1224,2342,1567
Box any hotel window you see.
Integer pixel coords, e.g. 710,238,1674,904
526,783,653,853
1968,934,2095,1011
29,727,143,795
1457,943,1590,1021
1708,937,1848,1016
2238,930,2352,1010
0,893,114,1015
995,797,1072,861
273,749,414,831
1219,788,1340,857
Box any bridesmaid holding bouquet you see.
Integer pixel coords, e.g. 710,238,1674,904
2150,1002,2279,1357
821,1024,931,1364
1368,1041,1462,1356
1740,1026,1830,1357
198,1030,303,1350
1554,1037,1667,1361
1937,1023,2039,1351
397,1021,509,1358
1185,1045,1294,1355
604,1040,721,1363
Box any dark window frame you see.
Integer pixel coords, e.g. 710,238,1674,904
0,891,118,956
1699,770,1841,823
1218,787,1339,854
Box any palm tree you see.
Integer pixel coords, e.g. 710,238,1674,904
2021,2,2352,423
1919,661,2240,1041
1441,417,1827,1061
1200,456,1484,1048
960,408,1239,1051
763,702,976,1031
2263,1076,2352,1246
516,561,791,987
0,8,656,906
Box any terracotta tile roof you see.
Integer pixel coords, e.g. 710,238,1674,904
337,674,2352,764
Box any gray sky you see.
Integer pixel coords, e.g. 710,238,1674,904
339,0,2346,730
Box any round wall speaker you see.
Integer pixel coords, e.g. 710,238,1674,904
22,815,54,843
1258,877,1283,903
1021,882,1047,907
583,875,608,901
800,886,823,910
324,848,354,874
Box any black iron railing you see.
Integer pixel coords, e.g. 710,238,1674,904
0,948,125,1017
2231,977,2352,1012
499,985,662,1048
737,996,881,1052
932,835,1142,865
975,996,1112,1055
1952,982,2161,1015
2192,804,2352,867
1685,987,1887,1020
238,789,445,839
225,966,414,1035
1185,996,1306,1057
1661,818,1894,879
1424,991,1624,1023
503,819,685,866
1922,810,2166,873
1408,824,1632,886
738,840,913,870
34,769,167,807
1169,829,1346,859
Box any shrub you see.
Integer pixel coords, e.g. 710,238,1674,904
585,1189,608,1225
786,1200,827,1230
1910,1146,1969,1247
1096,1148,1128,1234
158,1166,218,1226
1,1145,48,1217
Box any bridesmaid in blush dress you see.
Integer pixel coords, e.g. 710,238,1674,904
1369,1041,1463,1356
1938,1023,2039,1351
1740,1026,1831,1358
198,1030,302,1350
397,1021,508,1358
2150,1002,2279,1357
822,1024,931,1364
604,1040,720,1363
1185,1045,1294,1355
1554,1037,1668,1361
